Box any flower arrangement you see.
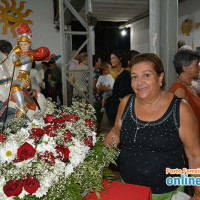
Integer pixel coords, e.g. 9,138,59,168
0,101,119,200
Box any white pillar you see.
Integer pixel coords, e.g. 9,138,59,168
59,0,67,105
149,0,160,55
149,0,178,90
86,0,95,105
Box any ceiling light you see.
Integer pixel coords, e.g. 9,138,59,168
121,29,127,36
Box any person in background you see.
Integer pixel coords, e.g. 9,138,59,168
0,40,17,79
92,55,103,134
44,62,53,98
67,50,80,106
30,61,42,92
110,51,125,80
196,71,200,95
177,40,185,51
48,60,63,105
99,50,136,126
0,40,12,57
69,50,80,78
179,45,192,51
127,50,140,65
96,62,114,112
0,40,16,128
104,53,200,200
71,52,89,103
39,61,48,94
169,49,200,128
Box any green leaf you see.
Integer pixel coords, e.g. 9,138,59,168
95,191,102,200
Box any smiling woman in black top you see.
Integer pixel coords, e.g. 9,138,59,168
103,53,200,200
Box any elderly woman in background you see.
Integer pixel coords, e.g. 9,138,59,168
104,53,200,200
169,49,200,127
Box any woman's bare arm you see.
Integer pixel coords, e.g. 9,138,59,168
93,80,97,91
98,84,112,92
103,95,131,148
179,100,200,196
70,74,75,83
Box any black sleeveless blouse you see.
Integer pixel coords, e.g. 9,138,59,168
120,94,184,194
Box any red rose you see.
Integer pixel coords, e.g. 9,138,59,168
29,128,45,137
44,125,57,137
55,145,70,162
0,133,7,142
3,180,23,197
38,151,55,166
85,119,95,129
29,128,45,142
63,130,73,142
84,136,93,148
44,114,54,124
17,142,36,161
53,118,65,124
52,118,66,128
60,112,68,121
24,177,40,194
67,114,78,122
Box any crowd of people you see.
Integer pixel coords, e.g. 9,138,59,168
29,59,63,106
1,33,200,200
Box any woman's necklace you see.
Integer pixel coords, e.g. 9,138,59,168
133,93,163,143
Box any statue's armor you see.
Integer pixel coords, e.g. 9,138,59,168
7,24,50,118
9,47,34,117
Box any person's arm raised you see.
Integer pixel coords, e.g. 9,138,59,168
103,95,131,148
179,100,200,199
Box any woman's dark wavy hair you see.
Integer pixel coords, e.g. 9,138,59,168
129,53,166,90
127,50,140,61
92,55,101,66
173,50,200,75
111,50,128,68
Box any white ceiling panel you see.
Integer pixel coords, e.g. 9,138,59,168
79,0,149,22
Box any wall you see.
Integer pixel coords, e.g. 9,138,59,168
130,0,200,52
178,0,200,49
0,0,61,59
130,17,149,53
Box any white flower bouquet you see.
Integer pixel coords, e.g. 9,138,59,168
0,101,119,200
